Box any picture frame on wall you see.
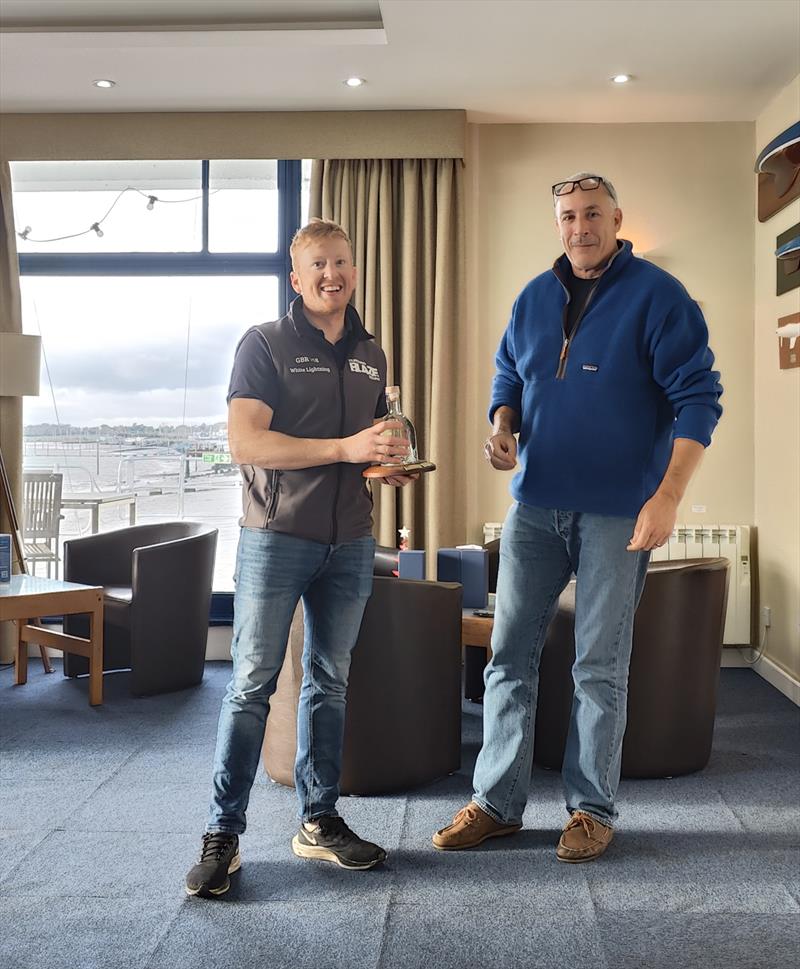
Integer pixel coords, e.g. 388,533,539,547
776,223,800,296
776,311,800,370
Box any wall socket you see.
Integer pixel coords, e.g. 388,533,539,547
760,606,772,628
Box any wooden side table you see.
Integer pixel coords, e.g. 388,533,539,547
462,609,493,701
0,575,104,706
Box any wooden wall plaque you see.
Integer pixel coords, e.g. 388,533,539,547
777,311,800,370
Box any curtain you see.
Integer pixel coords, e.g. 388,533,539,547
0,161,24,660
309,159,466,559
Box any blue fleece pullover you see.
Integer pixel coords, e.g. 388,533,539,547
489,240,723,519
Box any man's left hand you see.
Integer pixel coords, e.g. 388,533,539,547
627,492,678,551
380,473,420,487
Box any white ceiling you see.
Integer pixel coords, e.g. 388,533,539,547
1,0,798,121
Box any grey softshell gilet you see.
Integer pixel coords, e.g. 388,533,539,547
235,299,388,544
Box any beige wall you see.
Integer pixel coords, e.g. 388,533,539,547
3,106,793,679
754,77,800,683
465,122,755,546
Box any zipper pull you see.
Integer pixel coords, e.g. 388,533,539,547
559,338,569,364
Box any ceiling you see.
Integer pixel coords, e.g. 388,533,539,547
1,0,798,121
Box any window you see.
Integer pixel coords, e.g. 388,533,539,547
12,159,303,592
13,160,204,254
208,160,279,253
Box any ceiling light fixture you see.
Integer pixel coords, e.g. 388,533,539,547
343,77,366,88
93,79,116,89
610,74,632,84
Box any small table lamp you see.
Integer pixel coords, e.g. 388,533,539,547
0,332,41,393
0,332,51,671
0,332,41,551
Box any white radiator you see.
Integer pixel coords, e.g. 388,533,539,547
650,524,752,646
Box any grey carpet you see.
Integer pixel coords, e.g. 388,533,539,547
1,661,798,969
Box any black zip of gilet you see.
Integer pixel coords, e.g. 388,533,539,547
329,358,347,545
266,469,281,524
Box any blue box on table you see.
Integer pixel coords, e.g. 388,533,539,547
398,550,426,579
0,534,11,583
437,546,488,608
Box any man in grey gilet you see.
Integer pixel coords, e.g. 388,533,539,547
186,219,414,897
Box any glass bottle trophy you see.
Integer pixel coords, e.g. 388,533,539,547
362,385,436,479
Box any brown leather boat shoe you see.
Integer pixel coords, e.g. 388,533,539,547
556,811,614,863
432,801,522,851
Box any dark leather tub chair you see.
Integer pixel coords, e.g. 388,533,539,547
533,557,730,778
62,522,217,696
263,573,463,795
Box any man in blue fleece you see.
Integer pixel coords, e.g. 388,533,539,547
433,173,722,862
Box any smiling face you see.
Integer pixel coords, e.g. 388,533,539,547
290,236,357,323
554,185,623,278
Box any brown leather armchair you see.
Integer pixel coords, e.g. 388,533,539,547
62,522,217,696
262,574,463,795
533,557,730,778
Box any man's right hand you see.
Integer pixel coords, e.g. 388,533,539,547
484,431,517,471
340,420,410,465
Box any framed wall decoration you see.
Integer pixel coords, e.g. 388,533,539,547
776,223,800,296
776,311,800,370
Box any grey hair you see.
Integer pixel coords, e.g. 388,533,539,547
554,172,619,207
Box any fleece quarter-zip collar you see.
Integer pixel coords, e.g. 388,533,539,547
552,239,631,288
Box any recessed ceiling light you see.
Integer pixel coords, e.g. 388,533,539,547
93,79,116,89
343,77,366,88
610,74,632,84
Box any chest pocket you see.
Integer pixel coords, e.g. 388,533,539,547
275,356,339,434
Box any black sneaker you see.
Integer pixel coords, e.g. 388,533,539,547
291,816,387,870
185,832,241,897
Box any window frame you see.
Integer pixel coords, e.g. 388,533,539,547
17,159,302,312
15,158,303,599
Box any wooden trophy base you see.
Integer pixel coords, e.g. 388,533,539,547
362,461,437,479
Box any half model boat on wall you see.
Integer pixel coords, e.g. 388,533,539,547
756,120,800,222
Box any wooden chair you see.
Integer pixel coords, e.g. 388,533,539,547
22,471,64,577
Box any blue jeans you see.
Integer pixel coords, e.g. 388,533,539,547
473,502,649,827
206,528,376,834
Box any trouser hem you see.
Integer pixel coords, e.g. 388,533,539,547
205,825,245,836
301,809,339,824
473,795,519,827
566,808,615,829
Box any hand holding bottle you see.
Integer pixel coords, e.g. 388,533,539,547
340,421,410,465
359,384,432,481
380,471,420,487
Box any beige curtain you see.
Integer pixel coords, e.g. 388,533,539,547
0,161,24,660
310,159,466,559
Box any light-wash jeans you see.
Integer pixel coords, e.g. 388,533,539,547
473,502,650,827
206,527,376,834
